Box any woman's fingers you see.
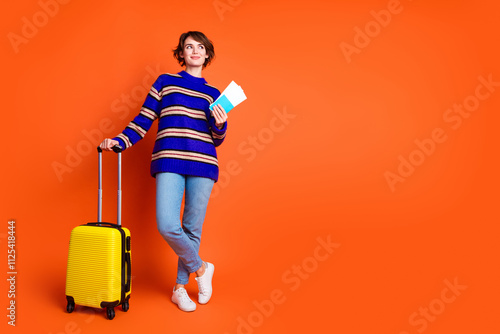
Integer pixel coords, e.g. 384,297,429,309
215,104,226,114
99,138,119,151
213,104,227,127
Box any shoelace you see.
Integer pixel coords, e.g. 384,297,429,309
177,289,192,303
197,276,207,295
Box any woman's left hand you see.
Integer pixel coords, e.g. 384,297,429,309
212,104,227,129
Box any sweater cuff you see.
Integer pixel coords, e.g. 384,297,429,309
113,137,127,151
212,121,227,135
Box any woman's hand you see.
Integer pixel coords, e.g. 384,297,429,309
212,104,227,129
99,138,120,151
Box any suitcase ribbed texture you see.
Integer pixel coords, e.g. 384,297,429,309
65,225,127,308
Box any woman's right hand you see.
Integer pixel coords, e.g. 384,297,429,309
99,138,120,151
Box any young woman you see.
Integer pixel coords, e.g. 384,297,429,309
99,31,227,312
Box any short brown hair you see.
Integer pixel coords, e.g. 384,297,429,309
173,31,215,68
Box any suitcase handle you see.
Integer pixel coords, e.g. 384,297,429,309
85,222,120,228
97,145,123,153
97,145,123,226
125,252,131,293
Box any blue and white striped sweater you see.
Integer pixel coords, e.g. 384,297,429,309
113,70,227,182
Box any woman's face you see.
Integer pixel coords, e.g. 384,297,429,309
181,36,208,68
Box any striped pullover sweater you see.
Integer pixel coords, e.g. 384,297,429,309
113,70,227,182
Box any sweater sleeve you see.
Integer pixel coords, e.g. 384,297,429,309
209,116,227,147
113,76,162,150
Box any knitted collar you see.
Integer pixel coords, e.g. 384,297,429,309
178,70,207,84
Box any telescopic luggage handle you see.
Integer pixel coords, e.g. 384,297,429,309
97,145,123,226
97,146,123,153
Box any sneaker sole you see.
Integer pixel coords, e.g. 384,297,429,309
172,297,196,312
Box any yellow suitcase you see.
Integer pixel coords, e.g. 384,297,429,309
65,146,131,320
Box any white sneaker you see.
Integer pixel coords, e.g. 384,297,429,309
171,287,196,312
195,262,214,304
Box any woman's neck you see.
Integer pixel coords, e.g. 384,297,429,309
184,66,203,78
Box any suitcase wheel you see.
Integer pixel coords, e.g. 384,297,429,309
106,307,115,320
66,300,75,313
122,301,129,312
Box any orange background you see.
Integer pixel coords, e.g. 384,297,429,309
2,0,500,333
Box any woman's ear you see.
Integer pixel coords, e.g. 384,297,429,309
180,51,184,58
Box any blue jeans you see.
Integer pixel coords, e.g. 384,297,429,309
156,172,214,285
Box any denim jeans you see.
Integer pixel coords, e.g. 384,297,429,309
156,172,214,285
